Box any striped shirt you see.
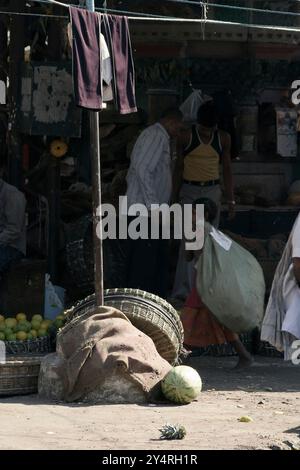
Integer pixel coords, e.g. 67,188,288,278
126,123,172,210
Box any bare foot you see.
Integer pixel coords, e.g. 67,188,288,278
233,357,254,370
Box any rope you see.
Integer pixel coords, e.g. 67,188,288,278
0,10,66,18
0,0,299,33
29,0,300,19
164,0,300,18
30,0,72,8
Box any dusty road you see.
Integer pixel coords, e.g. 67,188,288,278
0,356,299,450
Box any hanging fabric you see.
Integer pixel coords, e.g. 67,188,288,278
100,32,113,103
67,20,113,104
180,90,212,123
69,6,136,114
101,15,137,115
69,7,103,110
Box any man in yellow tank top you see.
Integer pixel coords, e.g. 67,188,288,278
178,100,235,226
172,101,235,300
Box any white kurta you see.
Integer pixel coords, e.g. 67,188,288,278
126,123,172,209
282,216,300,339
261,213,300,359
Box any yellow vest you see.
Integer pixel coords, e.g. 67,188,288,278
183,128,222,182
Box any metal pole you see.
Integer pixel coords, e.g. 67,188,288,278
47,156,61,284
86,0,104,306
47,2,63,286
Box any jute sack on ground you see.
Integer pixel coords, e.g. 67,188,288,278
47,306,172,402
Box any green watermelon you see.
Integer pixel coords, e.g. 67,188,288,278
162,366,202,404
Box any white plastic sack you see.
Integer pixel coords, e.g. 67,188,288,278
180,90,212,123
196,224,265,333
44,274,65,320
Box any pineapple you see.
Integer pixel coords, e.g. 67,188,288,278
159,424,186,440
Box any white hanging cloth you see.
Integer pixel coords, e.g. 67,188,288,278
100,32,113,102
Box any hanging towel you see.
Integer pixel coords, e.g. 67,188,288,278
102,15,137,115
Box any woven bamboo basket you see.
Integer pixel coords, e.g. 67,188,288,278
0,356,43,396
65,288,184,365
4,336,53,356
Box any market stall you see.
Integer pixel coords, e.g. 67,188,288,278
1,0,300,397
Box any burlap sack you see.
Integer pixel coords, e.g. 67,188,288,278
52,306,172,402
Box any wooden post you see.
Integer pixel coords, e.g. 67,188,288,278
46,4,63,285
8,0,26,188
86,0,104,306
47,157,61,284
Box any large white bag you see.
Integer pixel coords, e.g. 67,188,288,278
196,223,266,333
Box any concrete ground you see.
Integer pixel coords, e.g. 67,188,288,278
0,356,300,450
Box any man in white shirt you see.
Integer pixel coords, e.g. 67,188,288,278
125,108,183,298
261,213,300,360
126,108,183,209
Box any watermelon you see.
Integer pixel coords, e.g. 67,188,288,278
161,366,202,404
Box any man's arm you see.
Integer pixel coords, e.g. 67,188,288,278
0,191,26,246
221,131,235,220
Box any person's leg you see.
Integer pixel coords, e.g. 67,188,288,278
171,239,193,300
172,183,205,300
230,337,253,369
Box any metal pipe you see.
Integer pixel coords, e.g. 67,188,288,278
86,0,104,306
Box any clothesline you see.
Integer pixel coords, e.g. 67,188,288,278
116,16,300,34
29,0,300,19
165,0,300,18
1,1,300,34
0,10,66,19
0,8,169,19
31,0,71,8
1,8,300,34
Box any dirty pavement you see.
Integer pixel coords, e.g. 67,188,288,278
1,356,299,450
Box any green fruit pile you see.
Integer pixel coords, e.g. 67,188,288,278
0,312,66,342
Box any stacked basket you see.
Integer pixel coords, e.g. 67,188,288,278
0,356,43,397
0,331,53,397
4,336,53,355
66,288,184,365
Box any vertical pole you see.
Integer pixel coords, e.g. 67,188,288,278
47,3,63,286
47,156,61,284
86,0,104,306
